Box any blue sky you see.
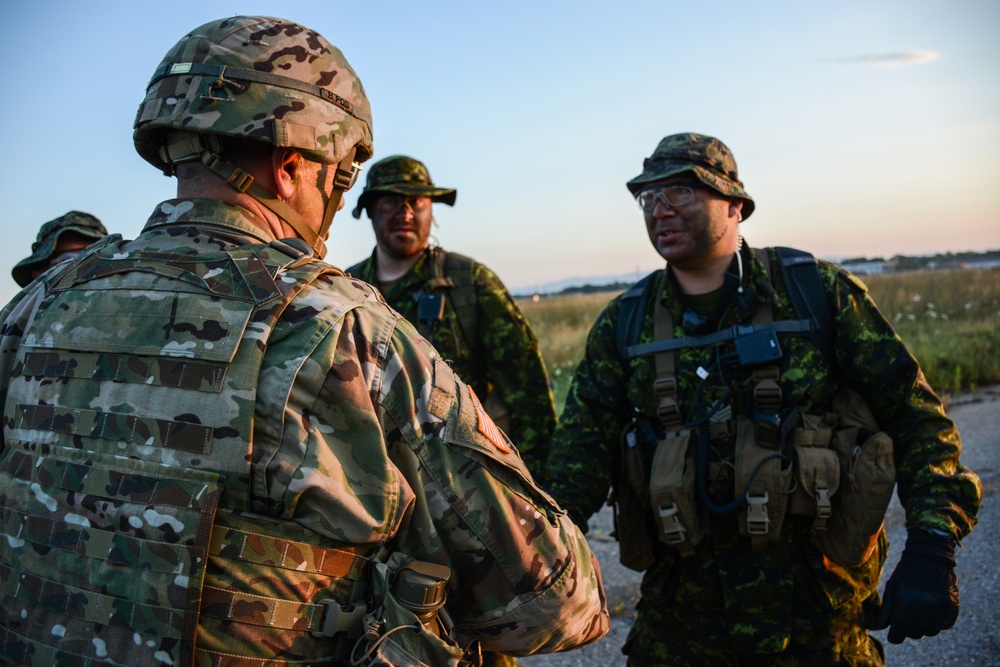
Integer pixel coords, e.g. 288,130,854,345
2,1,998,303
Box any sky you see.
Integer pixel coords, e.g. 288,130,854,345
1,1,998,304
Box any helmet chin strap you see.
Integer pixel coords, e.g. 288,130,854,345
163,132,357,258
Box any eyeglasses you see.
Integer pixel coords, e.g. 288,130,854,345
374,195,432,215
635,184,699,212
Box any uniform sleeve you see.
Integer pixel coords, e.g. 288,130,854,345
545,299,632,531
473,263,556,480
377,312,609,655
827,265,981,540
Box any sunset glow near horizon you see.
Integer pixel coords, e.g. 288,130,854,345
1,0,997,303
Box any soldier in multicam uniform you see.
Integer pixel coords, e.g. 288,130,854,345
545,132,981,665
0,16,608,666
346,156,556,482
11,211,108,287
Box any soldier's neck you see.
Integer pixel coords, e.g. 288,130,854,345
375,245,424,284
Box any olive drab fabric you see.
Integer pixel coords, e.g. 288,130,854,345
347,248,556,480
545,243,980,663
0,199,610,665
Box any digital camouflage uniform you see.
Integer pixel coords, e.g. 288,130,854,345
347,248,555,479
0,198,609,665
347,156,555,482
545,245,981,666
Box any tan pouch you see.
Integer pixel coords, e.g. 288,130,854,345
735,418,791,546
615,424,657,571
648,429,705,554
810,388,896,567
792,445,841,530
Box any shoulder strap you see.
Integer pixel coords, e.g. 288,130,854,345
616,269,661,363
774,247,834,364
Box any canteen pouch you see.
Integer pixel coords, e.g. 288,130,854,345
735,418,791,547
811,390,895,567
351,552,480,667
648,429,705,555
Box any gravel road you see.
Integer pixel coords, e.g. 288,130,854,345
522,394,1000,666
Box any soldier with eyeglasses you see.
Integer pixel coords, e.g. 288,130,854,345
544,132,980,665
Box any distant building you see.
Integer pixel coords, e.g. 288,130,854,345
842,259,897,275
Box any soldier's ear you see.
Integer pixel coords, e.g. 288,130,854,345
272,149,303,201
729,198,744,221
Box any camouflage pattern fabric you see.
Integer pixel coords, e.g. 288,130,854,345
625,132,755,220
545,244,980,664
0,198,609,664
12,211,108,287
347,248,556,480
351,155,457,219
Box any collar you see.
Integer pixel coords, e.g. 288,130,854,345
142,198,277,245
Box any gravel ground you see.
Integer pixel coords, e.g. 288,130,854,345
522,395,999,666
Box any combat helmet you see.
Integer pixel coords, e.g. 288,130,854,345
627,133,755,220
133,15,374,256
351,155,456,219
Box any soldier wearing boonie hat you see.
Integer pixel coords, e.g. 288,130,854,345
12,210,107,287
346,159,558,616
545,132,980,665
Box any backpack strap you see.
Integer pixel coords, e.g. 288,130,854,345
774,246,834,364
616,269,661,364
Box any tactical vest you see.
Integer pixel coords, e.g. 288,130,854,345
415,248,479,359
0,235,374,666
612,247,896,572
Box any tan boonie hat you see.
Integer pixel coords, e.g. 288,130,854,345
13,211,107,287
626,132,755,220
352,155,456,219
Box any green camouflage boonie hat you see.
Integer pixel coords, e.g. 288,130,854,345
133,15,374,174
626,132,755,220
352,155,456,219
12,211,107,287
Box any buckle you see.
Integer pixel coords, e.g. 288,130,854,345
227,168,254,193
658,501,688,545
746,491,770,535
753,379,782,413
653,377,677,397
313,600,366,639
814,486,832,531
656,397,683,427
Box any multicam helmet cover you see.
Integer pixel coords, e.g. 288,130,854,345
133,15,373,173
626,132,755,220
352,155,456,219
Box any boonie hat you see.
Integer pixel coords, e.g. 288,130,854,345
352,155,456,219
13,211,107,287
626,132,755,220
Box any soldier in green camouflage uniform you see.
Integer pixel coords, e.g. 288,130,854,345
11,211,108,287
545,133,981,665
0,16,608,666
346,156,556,481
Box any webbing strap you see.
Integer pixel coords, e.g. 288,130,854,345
625,319,814,359
209,526,369,580
200,585,329,631
652,296,683,431
148,62,372,126
21,351,226,393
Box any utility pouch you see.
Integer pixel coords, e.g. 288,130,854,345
788,412,839,523
351,552,481,667
811,389,895,567
614,423,657,571
735,417,791,551
648,429,704,556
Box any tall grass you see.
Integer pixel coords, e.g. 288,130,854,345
520,267,1000,411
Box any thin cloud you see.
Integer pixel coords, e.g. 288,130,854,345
839,50,941,67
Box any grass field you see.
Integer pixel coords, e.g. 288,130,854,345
519,266,1000,410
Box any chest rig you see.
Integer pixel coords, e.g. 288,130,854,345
414,248,479,358
0,235,374,666
613,247,895,571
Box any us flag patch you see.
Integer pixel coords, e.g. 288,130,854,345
469,388,510,454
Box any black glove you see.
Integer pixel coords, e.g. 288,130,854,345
867,529,959,644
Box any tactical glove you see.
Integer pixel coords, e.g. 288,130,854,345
868,529,959,644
